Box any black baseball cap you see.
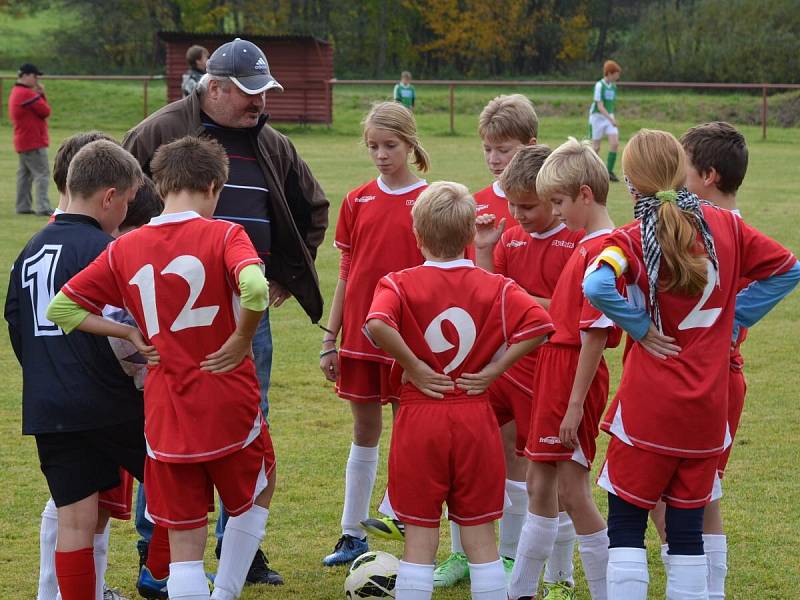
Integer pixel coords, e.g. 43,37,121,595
206,38,283,95
18,63,44,76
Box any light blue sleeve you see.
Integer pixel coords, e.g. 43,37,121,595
734,261,800,330
583,264,652,340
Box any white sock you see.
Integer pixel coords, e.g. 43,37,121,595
450,520,465,554
508,512,558,599
341,443,379,538
703,534,727,600
93,523,111,600
38,498,59,600
211,504,269,600
499,479,527,559
544,511,577,585
469,560,508,600
607,547,648,600
378,488,397,519
666,554,708,600
396,561,434,600
167,560,210,600
577,528,608,600
660,543,671,578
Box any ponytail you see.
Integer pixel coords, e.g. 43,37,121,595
656,201,708,295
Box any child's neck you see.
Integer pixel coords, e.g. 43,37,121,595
379,169,419,191
703,189,738,212
162,191,215,218
534,215,561,234
422,250,465,262
583,204,614,235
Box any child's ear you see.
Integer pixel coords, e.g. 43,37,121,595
412,226,423,249
528,136,537,145
579,184,595,205
102,187,116,209
704,167,720,187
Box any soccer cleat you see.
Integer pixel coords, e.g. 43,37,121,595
103,585,129,600
432,552,469,588
213,539,283,585
609,172,620,182
322,534,369,566
360,516,405,541
542,580,577,599
502,555,515,585
136,566,168,600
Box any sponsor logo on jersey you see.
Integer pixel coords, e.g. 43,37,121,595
539,436,561,445
579,247,588,257
406,199,416,206
475,204,490,212
507,239,527,248
552,239,575,249
355,195,376,203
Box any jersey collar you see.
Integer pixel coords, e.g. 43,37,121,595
377,176,427,196
55,213,103,230
492,180,506,198
580,228,613,243
149,211,202,226
531,222,566,239
423,258,474,269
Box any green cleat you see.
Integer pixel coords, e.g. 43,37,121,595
502,555,515,586
542,581,576,599
359,516,405,541
433,552,470,588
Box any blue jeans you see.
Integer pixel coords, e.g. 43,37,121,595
135,311,273,546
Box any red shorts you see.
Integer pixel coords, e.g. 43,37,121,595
336,355,398,404
717,369,747,477
598,436,717,510
98,469,134,520
489,375,532,456
145,425,276,530
388,394,505,528
525,345,608,468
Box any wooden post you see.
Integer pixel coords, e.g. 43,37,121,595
325,79,332,126
144,79,149,119
761,85,768,140
0,79,4,125
449,84,455,134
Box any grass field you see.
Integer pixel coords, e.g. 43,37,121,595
1,82,799,599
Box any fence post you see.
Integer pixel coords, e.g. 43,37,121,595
761,85,767,140
0,79,4,125
325,79,332,127
144,79,149,119
449,84,455,134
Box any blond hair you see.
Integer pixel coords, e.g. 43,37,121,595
67,140,143,200
536,137,609,205
622,129,707,295
362,101,430,172
478,94,539,145
499,144,552,198
412,181,476,258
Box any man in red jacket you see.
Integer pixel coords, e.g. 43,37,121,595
10,63,53,216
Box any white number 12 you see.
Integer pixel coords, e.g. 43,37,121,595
129,255,219,338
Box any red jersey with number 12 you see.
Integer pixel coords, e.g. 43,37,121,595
62,211,264,463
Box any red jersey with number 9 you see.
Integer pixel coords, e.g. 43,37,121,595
366,260,554,395
599,205,796,458
62,211,264,463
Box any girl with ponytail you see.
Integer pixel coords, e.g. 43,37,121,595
583,129,800,600
318,101,430,566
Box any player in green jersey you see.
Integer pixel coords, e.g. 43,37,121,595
394,71,416,110
589,60,621,182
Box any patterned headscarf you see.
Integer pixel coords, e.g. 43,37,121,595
625,176,718,332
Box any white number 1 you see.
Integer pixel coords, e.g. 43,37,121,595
129,255,220,338
678,259,721,330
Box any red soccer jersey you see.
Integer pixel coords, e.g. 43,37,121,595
474,181,518,228
334,177,427,363
62,211,264,463
599,205,797,458
494,223,583,392
366,260,554,391
548,229,622,348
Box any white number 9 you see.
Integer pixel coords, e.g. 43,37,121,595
424,307,476,374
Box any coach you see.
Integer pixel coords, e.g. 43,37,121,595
122,38,329,585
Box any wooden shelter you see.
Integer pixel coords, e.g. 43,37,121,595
159,32,333,124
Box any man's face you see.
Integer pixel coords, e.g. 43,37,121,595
207,80,266,128
20,73,38,86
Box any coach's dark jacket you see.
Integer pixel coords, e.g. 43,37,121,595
122,91,329,323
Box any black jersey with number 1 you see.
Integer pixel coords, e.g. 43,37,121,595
4,213,142,435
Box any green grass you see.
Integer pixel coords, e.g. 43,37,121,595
0,82,799,599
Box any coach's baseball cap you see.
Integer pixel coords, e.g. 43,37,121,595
206,38,283,94
18,63,44,76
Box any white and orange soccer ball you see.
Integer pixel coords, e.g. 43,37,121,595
344,551,399,598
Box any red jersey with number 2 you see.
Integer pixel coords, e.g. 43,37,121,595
599,205,797,458
62,211,264,463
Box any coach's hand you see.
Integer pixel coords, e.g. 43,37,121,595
406,360,454,399
127,328,159,365
268,280,291,308
201,331,253,373
456,364,501,396
639,323,681,360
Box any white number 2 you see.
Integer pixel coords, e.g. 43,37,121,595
678,259,721,330
424,307,476,374
129,255,220,338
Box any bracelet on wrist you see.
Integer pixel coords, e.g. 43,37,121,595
320,347,338,358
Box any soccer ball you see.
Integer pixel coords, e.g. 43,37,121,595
344,551,399,598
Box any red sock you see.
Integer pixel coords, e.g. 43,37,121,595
146,524,171,580
55,547,95,600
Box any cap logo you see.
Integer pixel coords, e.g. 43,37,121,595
254,57,267,73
